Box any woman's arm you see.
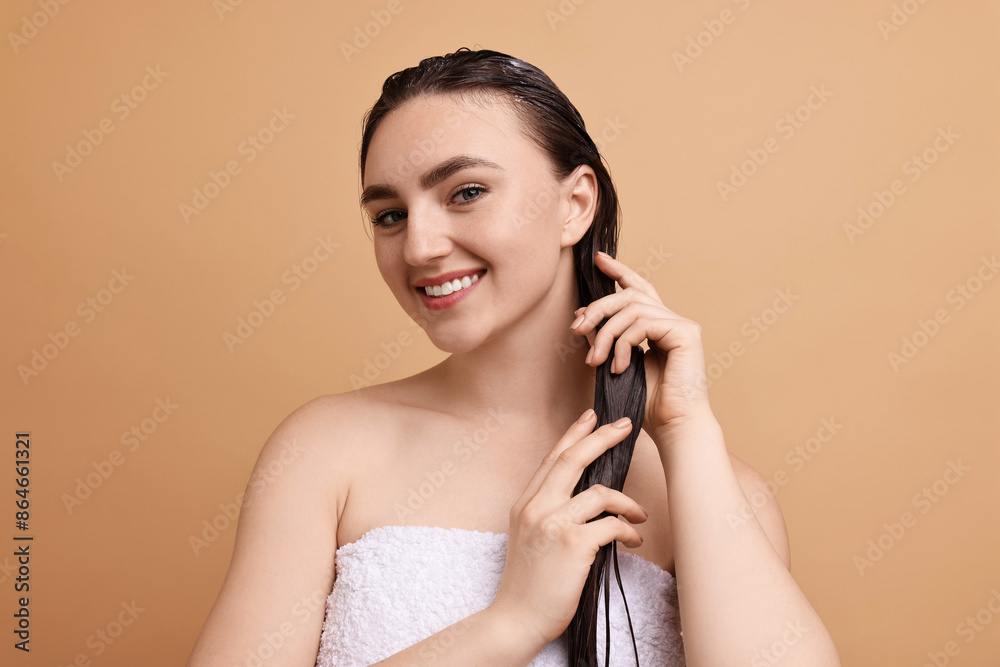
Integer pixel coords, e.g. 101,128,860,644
655,413,841,666
571,251,840,665
186,398,345,666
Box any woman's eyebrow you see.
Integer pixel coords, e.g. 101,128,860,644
360,154,503,206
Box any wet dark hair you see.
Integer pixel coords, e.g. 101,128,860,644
358,47,647,665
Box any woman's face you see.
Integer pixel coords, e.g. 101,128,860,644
361,93,592,353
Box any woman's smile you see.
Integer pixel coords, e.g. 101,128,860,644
415,268,487,310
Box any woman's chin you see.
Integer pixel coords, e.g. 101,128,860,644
424,329,487,355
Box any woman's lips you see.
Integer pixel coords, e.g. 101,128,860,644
417,269,486,311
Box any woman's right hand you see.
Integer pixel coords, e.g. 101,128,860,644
488,408,649,648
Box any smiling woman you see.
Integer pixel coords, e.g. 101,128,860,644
186,48,841,667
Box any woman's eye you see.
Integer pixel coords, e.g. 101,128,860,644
372,210,406,227
453,185,487,204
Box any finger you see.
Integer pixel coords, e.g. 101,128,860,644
571,289,682,341
572,309,597,347
569,307,594,346
594,252,662,301
583,303,671,371
581,514,644,550
518,409,597,504
605,312,681,374
557,484,648,527
537,418,633,499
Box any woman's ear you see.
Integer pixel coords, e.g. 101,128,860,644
559,164,598,248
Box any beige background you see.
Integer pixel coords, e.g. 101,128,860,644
2,1,997,665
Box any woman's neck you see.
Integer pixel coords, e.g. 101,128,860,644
431,303,596,436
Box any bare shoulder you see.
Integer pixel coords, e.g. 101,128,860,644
256,387,404,504
258,378,430,491
728,451,792,570
188,388,404,665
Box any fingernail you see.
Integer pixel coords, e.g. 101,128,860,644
597,251,611,259
613,417,631,429
570,314,584,329
641,506,649,518
577,408,595,423
585,347,594,364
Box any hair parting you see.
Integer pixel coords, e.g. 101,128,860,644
358,47,647,665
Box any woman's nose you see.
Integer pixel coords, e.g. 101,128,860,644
402,204,452,265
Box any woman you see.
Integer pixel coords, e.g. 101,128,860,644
188,48,841,666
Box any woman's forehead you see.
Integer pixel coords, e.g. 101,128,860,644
363,93,534,182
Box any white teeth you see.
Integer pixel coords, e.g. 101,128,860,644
424,272,480,297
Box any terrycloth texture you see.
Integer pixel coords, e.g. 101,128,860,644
315,525,685,666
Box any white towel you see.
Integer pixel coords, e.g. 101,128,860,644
315,525,685,666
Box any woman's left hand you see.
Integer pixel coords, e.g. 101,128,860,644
570,251,714,441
